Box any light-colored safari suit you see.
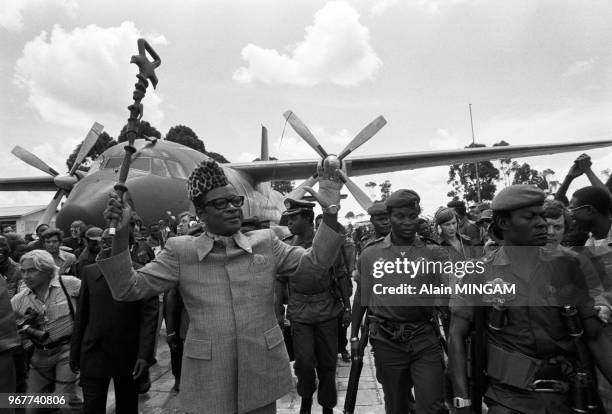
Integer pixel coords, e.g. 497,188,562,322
98,223,344,414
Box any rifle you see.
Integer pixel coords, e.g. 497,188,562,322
344,311,370,414
469,306,488,414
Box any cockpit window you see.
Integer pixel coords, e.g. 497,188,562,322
152,158,169,177
103,157,151,173
166,160,187,179
130,158,151,172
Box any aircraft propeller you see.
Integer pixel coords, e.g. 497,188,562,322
283,111,386,211
11,122,104,225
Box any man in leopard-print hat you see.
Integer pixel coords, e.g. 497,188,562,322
99,159,347,413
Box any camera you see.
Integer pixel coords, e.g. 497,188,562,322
16,307,49,345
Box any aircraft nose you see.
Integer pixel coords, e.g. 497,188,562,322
55,181,114,231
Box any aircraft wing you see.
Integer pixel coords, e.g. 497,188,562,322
228,139,612,181
0,176,56,191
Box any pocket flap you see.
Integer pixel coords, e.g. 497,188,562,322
184,338,212,360
264,325,284,350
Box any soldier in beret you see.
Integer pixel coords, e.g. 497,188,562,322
449,184,612,414
277,198,351,414
351,189,446,414
99,160,346,414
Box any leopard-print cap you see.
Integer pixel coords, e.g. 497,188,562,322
186,159,228,201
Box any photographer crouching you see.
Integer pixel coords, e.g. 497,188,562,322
11,250,82,412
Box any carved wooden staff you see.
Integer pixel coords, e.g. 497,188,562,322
109,38,161,234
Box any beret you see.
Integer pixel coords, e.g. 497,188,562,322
367,202,387,216
386,189,420,209
187,160,229,201
434,207,455,225
491,184,545,211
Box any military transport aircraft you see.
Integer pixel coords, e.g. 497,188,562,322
3,110,612,232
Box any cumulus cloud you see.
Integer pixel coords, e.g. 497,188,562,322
369,0,472,16
233,1,382,87
13,21,167,130
564,58,596,77
0,0,78,32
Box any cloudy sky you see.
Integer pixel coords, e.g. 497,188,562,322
2,0,612,218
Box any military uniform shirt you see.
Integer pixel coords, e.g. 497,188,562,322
358,234,444,323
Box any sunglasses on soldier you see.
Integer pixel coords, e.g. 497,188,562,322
205,195,245,210
567,204,593,214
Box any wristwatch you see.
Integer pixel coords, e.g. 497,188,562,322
350,337,359,342
322,204,339,214
453,397,472,408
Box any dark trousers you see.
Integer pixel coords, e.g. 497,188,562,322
337,315,348,353
169,340,184,380
81,375,138,414
292,318,338,408
371,325,445,414
0,350,15,414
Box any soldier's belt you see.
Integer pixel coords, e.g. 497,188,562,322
292,291,333,303
487,343,570,393
369,316,430,343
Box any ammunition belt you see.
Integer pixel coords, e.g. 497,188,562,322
487,343,571,392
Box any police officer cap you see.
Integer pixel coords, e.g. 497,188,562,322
367,202,387,216
491,184,545,211
282,198,315,217
385,189,420,209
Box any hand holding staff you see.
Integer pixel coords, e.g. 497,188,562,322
108,39,161,235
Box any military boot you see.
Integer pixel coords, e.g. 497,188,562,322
299,397,312,414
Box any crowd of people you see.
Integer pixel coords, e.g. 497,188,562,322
0,153,610,414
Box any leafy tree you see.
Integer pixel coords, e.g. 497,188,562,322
493,140,512,187
511,162,549,190
206,151,230,164
165,125,206,153
253,156,294,194
447,143,499,202
66,131,117,171
379,180,392,201
117,121,161,143
511,162,539,184
365,181,377,198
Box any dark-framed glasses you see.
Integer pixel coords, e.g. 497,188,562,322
205,195,245,210
567,204,593,214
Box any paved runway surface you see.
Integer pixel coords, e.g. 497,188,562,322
105,331,386,414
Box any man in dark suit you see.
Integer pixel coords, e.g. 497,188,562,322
70,229,159,414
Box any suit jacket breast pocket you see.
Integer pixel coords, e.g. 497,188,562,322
249,254,273,273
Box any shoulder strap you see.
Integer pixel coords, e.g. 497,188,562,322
58,275,75,321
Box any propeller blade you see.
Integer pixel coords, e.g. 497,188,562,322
338,116,387,160
283,110,328,158
39,189,66,226
69,122,104,175
285,174,319,201
11,146,59,177
337,170,373,212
